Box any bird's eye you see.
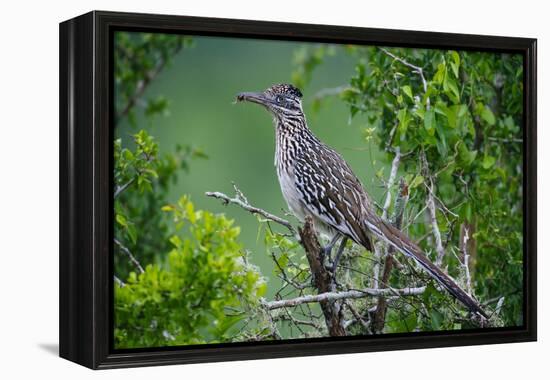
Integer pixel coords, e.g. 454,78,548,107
276,95,284,104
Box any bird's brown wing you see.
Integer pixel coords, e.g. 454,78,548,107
293,144,373,251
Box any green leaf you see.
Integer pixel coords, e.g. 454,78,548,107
402,85,413,100
431,310,444,330
127,224,137,244
450,51,460,78
481,106,496,126
434,63,446,84
444,76,460,102
116,213,128,227
397,108,411,134
410,175,425,189
424,109,435,135
276,253,289,270
482,155,496,169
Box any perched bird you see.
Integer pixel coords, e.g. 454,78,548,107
236,83,488,319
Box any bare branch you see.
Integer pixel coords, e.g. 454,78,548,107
114,275,125,288
114,238,145,274
205,190,295,234
372,242,384,289
114,178,135,199
382,147,402,220
421,152,446,266
344,301,370,330
299,217,346,336
495,297,505,316
272,313,322,330
487,136,523,144
262,286,426,310
461,225,473,295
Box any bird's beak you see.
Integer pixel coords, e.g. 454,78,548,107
236,91,271,106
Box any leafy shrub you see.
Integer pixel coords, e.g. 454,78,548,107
115,197,266,348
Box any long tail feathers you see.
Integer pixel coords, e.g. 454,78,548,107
365,216,488,319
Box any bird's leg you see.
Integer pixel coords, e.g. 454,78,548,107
322,234,341,265
331,237,348,274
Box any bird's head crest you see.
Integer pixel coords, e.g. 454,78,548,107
267,83,303,98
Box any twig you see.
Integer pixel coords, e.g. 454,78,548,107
372,242,384,289
487,137,523,143
461,225,473,295
114,238,145,274
494,297,505,316
421,152,445,266
114,275,125,288
379,47,429,108
382,147,402,220
271,252,310,290
205,190,295,234
114,178,135,199
262,286,426,310
344,301,370,330
272,313,322,330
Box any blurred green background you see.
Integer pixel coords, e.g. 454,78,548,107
116,35,384,298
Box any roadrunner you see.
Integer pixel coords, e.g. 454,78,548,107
236,83,487,318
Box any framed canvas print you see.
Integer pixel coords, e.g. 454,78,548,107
59,11,537,369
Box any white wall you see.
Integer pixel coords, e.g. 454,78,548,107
1,0,546,378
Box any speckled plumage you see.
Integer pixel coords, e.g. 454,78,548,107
237,83,487,318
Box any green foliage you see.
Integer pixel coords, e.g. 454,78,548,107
114,129,207,277
113,31,206,279
338,47,523,327
114,32,193,126
115,197,266,348
113,32,272,349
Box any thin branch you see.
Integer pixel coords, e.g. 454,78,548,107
382,147,402,220
487,136,523,143
262,286,426,310
494,297,505,316
272,313,322,330
461,225,473,295
344,301,370,330
114,238,145,274
421,152,446,266
114,178,135,198
205,190,295,234
380,47,429,108
114,275,125,288
271,252,310,290
372,242,384,289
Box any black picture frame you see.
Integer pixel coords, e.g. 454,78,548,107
59,10,537,369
